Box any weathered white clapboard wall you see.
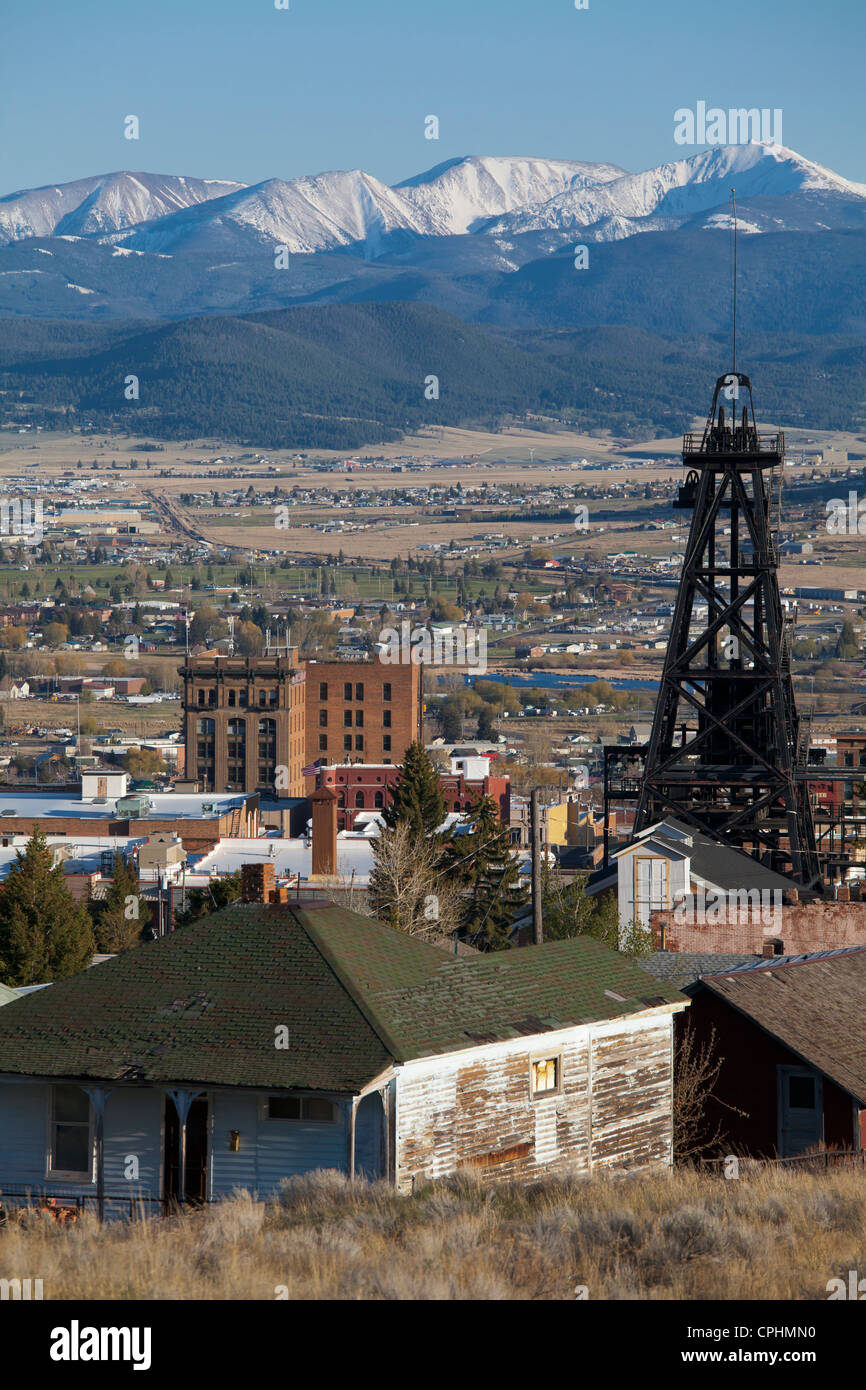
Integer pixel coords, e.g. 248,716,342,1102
393,1008,678,1191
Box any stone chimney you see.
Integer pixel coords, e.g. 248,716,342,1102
310,786,338,878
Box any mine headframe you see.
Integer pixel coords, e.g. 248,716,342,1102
633,371,823,891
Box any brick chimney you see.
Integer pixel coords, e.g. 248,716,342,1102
310,786,338,878
241,862,276,903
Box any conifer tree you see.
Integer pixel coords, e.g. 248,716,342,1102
89,851,150,953
383,742,445,836
0,827,94,987
448,795,528,951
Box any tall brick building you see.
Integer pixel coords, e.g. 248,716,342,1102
181,652,306,799
304,656,422,775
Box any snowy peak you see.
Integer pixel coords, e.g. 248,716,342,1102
488,143,866,237
396,154,626,234
122,169,437,254
0,172,245,247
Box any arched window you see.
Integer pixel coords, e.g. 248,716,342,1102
196,718,215,791
454,800,462,811
257,718,277,787
374,791,384,809
337,791,346,808
354,791,365,808
226,718,246,790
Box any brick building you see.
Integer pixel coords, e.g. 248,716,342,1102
304,656,422,775
180,652,306,799
315,752,509,832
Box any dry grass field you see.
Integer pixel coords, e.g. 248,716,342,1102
2,1166,865,1301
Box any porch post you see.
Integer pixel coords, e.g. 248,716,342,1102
83,1086,113,1224
346,1096,358,1183
165,1089,204,1205
378,1086,391,1183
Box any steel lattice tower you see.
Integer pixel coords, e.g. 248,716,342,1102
633,372,822,890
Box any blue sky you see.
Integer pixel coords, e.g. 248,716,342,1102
2,0,864,193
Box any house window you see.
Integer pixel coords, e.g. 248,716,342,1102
49,1085,93,1179
344,682,352,700
266,1096,338,1123
319,683,328,701
383,683,391,701
530,1056,561,1097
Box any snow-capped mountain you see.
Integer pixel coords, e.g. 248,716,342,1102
2,145,864,260
395,155,626,235
0,171,245,246
120,169,449,255
487,143,866,239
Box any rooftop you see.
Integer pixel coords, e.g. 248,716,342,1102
0,902,686,1094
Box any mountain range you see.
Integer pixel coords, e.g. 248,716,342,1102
1,144,865,323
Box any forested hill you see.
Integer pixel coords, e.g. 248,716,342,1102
2,302,864,448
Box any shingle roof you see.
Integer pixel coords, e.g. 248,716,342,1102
639,952,762,990
690,947,866,1105
0,902,687,1093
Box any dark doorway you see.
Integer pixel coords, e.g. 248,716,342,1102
163,1096,209,1204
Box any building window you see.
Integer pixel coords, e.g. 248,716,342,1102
258,690,268,707
337,791,346,808
355,735,364,751
239,688,248,708
344,682,352,700
197,689,205,706
319,683,328,701
258,718,277,786
454,800,461,811
344,735,352,751
196,717,215,791
319,735,328,752
374,791,384,809
227,717,247,789
48,1085,93,1180
344,710,352,727
207,689,216,706
383,735,391,752
355,683,364,701
383,709,391,728
228,689,236,707
354,791,364,808
265,1096,337,1123
530,1056,561,1097
383,683,391,701
319,709,328,727
355,710,364,728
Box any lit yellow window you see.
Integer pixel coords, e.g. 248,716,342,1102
531,1057,559,1095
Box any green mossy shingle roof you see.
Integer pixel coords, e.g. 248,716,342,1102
0,901,685,1093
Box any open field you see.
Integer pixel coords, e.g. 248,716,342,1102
2,1166,864,1300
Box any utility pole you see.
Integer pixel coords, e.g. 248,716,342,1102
530,787,543,945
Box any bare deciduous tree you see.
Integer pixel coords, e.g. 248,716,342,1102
368,820,461,943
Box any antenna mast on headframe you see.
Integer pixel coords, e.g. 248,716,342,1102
731,186,737,376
